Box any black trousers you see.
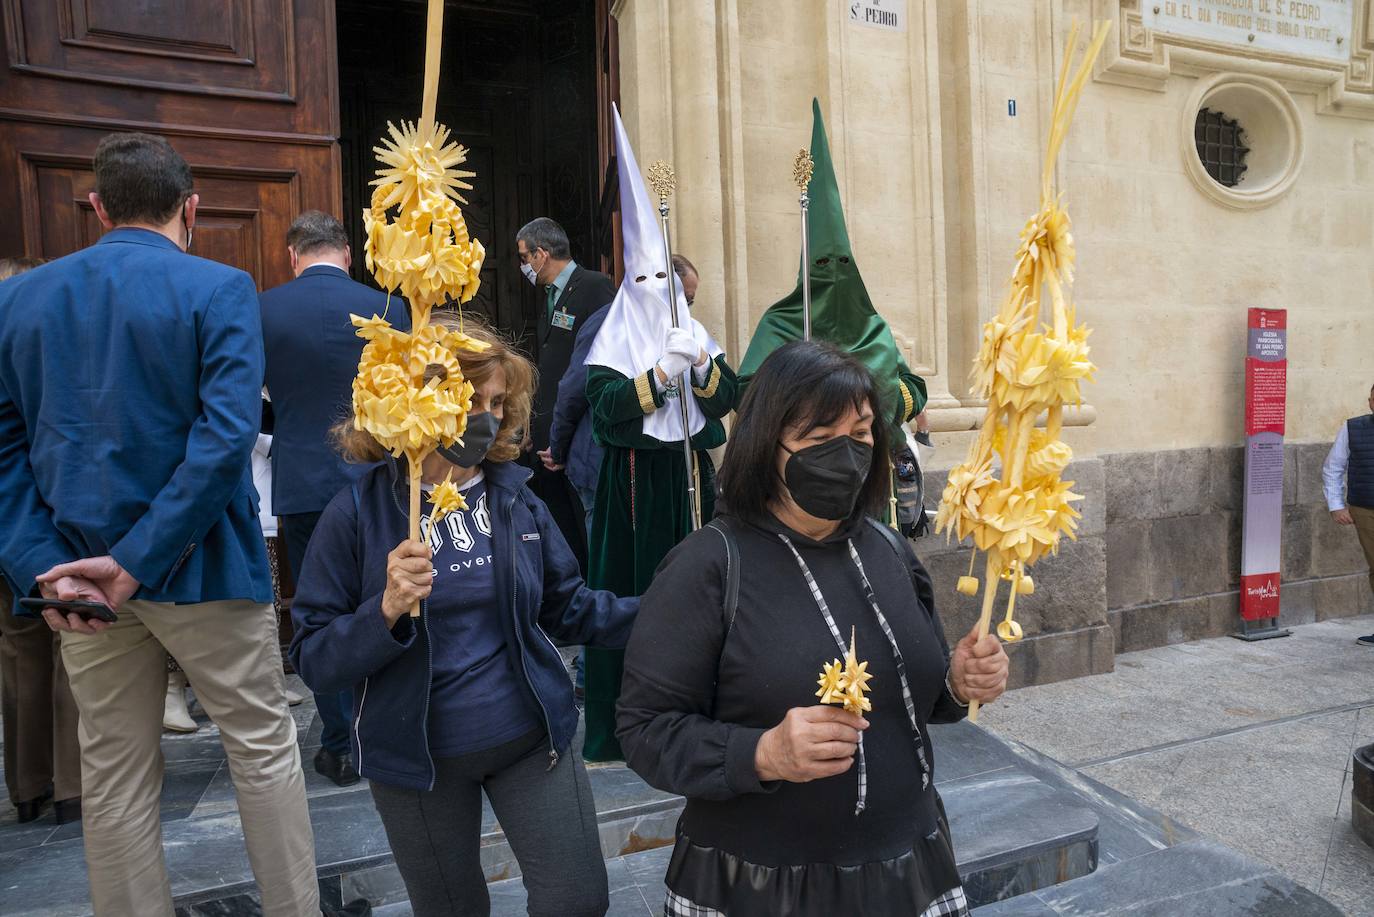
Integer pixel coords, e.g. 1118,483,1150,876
280,511,352,755
369,729,609,917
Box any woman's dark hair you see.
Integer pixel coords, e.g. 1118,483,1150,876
93,132,194,226
720,340,891,522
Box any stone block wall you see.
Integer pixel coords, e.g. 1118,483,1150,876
912,445,1374,690
1104,445,1373,654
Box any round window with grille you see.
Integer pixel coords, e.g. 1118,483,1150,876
1194,108,1250,189
1182,74,1303,210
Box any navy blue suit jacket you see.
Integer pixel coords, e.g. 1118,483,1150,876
547,303,608,493
259,264,407,515
0,228,272,604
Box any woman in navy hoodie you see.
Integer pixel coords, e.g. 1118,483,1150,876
289,317,637,917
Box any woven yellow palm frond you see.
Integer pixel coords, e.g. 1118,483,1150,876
936,21,1110,720
363,119,485,316
427,473,467,523
351,318,486,463
350,0,487,619
815,628,873,716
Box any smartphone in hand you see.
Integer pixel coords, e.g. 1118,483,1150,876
16,597,119,623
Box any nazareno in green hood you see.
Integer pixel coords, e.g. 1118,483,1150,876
739,98,909,422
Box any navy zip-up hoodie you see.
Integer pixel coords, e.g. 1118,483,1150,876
289,459,638,790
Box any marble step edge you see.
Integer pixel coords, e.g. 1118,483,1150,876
334,798,686,908
310,788,687,877
168,795,687,911
970,838,1346,916
988,732,1201,854
941,770,1100,875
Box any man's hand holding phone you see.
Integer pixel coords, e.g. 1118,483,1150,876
34,556,140,635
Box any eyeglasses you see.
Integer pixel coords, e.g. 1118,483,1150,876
516,248,542,265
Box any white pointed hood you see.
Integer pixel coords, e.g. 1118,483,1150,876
585,104,722,442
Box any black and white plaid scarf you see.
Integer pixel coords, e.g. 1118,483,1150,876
778,533,931,817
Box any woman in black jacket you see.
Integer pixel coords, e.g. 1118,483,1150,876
616,341,1009,917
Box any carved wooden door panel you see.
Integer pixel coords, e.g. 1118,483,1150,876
0,0,340,289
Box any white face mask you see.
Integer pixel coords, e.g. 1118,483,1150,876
520,262,538,286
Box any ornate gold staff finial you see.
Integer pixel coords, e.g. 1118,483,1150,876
792,149,814,192
794,148,816,340
646,160,677,208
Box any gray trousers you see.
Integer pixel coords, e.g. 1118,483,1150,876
370,728,609,917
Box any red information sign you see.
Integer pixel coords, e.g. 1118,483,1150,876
1240,308,1286,622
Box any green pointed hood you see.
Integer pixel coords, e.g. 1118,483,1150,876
739,98,906,421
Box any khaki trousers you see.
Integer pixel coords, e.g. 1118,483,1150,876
1351,504,1374,597
0,580,82,804
60,599,319,917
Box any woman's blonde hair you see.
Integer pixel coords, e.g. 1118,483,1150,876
0,257,46,281
333,312,536,466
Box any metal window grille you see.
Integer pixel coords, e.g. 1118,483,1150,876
1195,108,1250,188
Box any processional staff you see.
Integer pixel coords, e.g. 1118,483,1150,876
794,149,815,340
646,160,701,531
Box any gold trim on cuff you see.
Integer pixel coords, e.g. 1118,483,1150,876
635,371,657,414
691,359,720,399
900,380,915,421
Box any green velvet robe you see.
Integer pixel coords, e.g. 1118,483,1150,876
582,354,738,761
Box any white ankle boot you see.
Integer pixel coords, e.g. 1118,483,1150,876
163,671,198,733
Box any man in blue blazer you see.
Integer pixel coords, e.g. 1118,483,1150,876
260,210,407,787
0,133,318,914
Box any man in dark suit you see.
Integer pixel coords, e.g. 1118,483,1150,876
542,302,609,538
0,132,318,914
516,217,615,567
260,210,407,787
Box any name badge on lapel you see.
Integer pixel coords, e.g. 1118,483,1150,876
551,310,576,332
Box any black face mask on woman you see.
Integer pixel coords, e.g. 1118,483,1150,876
437,412,501,468
781,435,873,521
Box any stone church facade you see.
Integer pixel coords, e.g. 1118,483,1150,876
613,0,1374,685
2,0,1369,686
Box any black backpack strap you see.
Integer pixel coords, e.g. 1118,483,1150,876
865,517,920,595
865,516,906,556
706,517,741,637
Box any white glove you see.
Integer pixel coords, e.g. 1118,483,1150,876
663,327,701,362
657,348,693,381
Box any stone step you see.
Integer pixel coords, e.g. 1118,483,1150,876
373,771,1098,917
185,723,1101,914
971,839,1345,916
338,762,683,908
0,761,679,917
941,769,1098,907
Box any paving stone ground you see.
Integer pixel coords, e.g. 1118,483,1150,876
979,613,1374,917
